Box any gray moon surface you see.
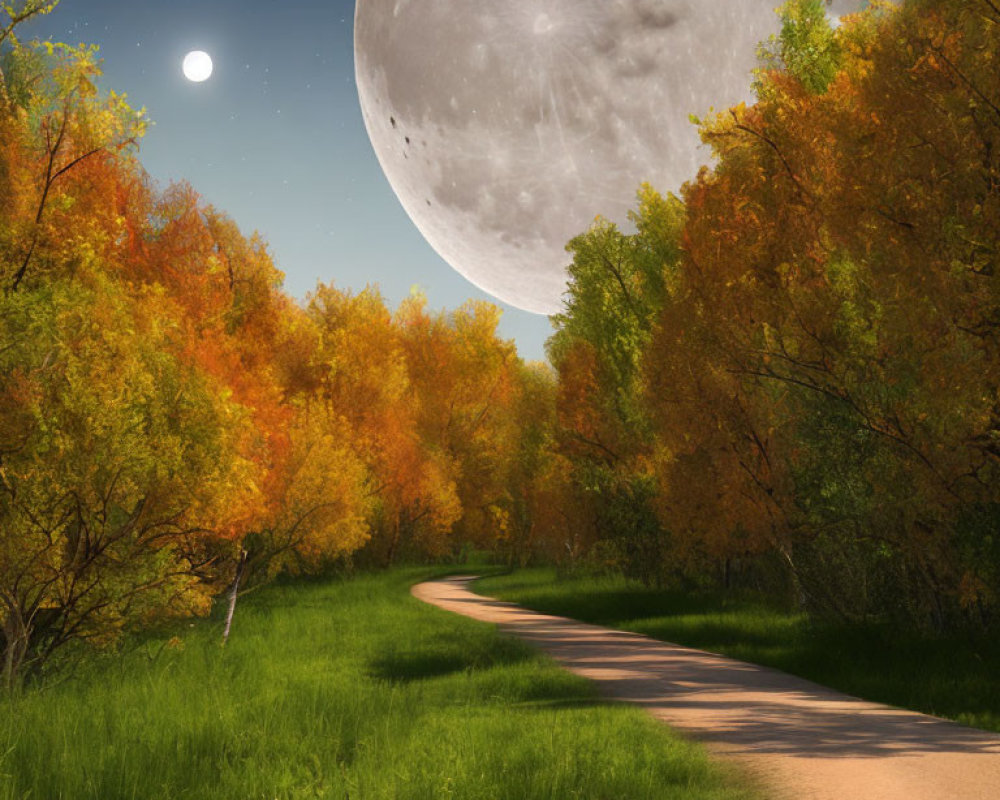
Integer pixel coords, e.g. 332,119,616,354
355,1,863,315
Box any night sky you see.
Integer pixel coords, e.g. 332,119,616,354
19,0,556,361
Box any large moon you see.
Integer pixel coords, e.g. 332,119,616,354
355,1,863,314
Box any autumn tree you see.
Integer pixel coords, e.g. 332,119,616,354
0,275,256,686
539,0,1000,628
305,285,459,566
1,34,145,293
640,0,1000,624
396,296,523,555
115,189,384,637
0,13,383,657
497,361,594,567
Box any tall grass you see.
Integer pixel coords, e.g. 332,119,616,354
477,569,1000,733
0,568,762,799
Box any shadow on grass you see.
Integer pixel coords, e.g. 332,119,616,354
369,635,533,683
513,697,608,712
479,572,1000,733
370,651,482,682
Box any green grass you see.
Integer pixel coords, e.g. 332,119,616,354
476,568,1000,734
0,567,763,800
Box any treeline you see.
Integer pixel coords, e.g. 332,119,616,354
540,0,1000,632
3,0,998,686
0,3,560,686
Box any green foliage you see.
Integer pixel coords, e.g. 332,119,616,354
550,185,684,417
545,187,685,577
0,571,763,799
759,0,842,94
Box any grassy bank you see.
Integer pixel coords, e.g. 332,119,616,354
0,568,762,800
477,569,1000,733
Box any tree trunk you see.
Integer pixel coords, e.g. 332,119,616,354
221,549,248,645
385,524,401,567
2,611,28,692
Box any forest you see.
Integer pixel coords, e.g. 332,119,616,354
1,0,998,691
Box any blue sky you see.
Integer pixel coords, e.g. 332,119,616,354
21,0,556,361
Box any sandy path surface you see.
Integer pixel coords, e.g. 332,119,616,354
412,575,1000,800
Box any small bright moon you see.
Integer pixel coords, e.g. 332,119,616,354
182,51,213,83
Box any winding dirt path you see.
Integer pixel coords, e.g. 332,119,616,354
413,575,1000,800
